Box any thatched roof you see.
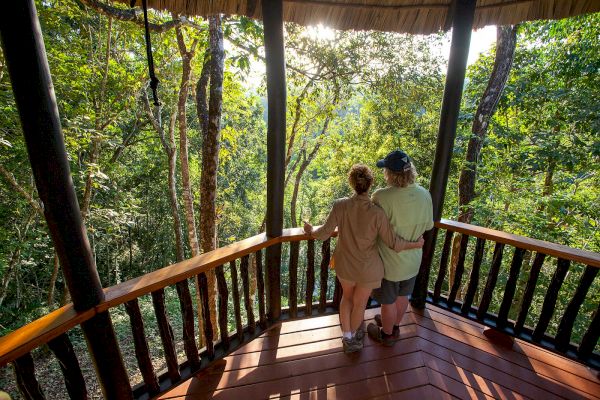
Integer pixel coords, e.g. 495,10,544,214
114,0,600,34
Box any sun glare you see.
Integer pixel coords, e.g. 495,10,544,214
305,23,336,41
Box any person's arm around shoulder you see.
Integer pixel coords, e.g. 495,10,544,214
304,200,341,241
376,209,424,252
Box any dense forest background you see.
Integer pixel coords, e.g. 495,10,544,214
0,1,598,395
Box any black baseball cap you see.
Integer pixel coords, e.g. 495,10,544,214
376,150,411,172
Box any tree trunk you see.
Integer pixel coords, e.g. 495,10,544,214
458,25,517,223
167,130,186,262
198,15,224,341
176,27,200,257
0,212,36,307
82,17,113,221
290,143,321,227
143,91,186,262
285,68,322,169
47,252,60,306
449,25,517,294
175,25,205,347
289,99,334,227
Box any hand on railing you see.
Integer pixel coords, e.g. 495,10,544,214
303,220,313,234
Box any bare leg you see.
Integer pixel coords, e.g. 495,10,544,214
339,279,356,333
380,302,396,335
395,295,409,325
350,286,371,332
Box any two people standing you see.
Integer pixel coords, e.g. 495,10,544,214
304,150,433,352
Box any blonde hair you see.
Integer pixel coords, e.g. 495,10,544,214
348,164,373,194
384,164,417,187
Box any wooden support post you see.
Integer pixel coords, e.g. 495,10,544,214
263,0,286,321
0,1,131,398
411,0,476,308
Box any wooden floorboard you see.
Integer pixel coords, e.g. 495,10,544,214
413,312,600,399
416,306,600,385
420,348,527,400
156,304,599,400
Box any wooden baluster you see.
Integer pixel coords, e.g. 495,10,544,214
13,352,45,400
555,265,598,351
215,265,230,348
477,242,504,320
433,230,454,302
255,250,267,328
124,299,160,395
532,258,570,342
289,241,299,318
230,260,244,341
497,247,526,328
319,239,331,313
240,255,256,331
412,227,440,308
47,334,87,400
175,280,200,369
305,239,315,316
333,277,342,309
198,272,215,358
461,237,485,314
578,302,600,359
151,289,180,383
447,234,469,305
514,253,545,333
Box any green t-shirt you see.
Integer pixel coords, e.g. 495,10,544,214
372,184,434,282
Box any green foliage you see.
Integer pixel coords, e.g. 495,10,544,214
0,4,598,392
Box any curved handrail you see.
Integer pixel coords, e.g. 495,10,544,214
0,228,311,366
436,219,600,268
2,221,597,367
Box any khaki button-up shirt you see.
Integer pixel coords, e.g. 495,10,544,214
310,193,414,286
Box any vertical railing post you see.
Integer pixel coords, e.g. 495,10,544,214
263,0,286,321
0,2,132,398
411,0,476,308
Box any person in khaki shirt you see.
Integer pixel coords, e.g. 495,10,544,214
304,164,424,353
367,150,434,346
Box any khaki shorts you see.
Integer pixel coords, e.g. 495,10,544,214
338,276,382,290
371,276,417,305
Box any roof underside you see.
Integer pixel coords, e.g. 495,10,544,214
116,0,600,34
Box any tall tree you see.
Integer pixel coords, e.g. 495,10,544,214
457,25,518,225
198,15,224,340
448,25,517,292
142,92,185,262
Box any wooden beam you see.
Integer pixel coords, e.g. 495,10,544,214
263,0,286,320
0,1,131,397
411,0,476,308
430,0,476,220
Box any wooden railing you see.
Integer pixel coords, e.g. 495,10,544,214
425,219,600,369
0,228,338,399
1,221,598,399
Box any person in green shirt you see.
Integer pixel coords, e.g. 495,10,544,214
367,150,434,346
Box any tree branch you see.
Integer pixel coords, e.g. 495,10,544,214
0,165,43,216
79,0,206,33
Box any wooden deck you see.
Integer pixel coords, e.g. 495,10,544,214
157,304,600,399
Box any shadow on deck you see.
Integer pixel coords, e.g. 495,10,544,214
156,304,600,399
